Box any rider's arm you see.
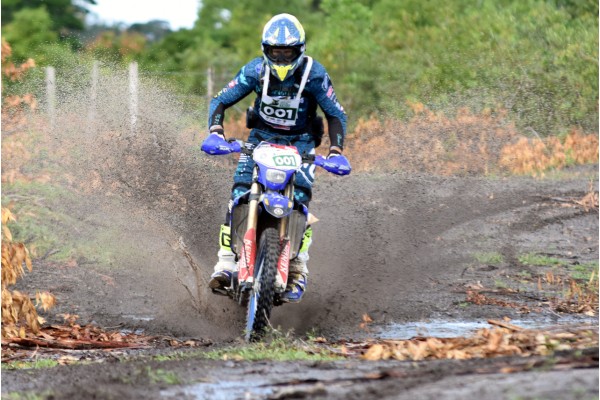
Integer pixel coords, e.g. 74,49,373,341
207,58,262,135
306,61,347,152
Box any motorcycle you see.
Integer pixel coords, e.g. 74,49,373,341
201,133,351,341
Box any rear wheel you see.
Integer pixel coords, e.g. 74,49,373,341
245,227,279,341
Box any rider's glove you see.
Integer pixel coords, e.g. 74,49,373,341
201,126,240,155
327,146,343,159
315,146,351,176
209,125,225,139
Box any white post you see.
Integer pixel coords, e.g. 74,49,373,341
45,66,56,131
87,61,99,135
129,62,138,136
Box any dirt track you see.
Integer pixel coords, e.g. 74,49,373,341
4,160,599,399
2,71,599,399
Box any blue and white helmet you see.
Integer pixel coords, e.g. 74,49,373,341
261,14,306,81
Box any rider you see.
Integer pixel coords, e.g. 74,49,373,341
203,13,348,303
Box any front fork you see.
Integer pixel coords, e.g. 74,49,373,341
275,184,294,292
237,173,293,293
238,180,260,284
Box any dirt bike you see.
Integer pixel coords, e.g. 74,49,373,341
201,133,351,341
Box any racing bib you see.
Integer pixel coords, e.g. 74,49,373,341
259,57,313,127
259,97,299,125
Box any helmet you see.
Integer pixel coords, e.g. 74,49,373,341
261,14,306,81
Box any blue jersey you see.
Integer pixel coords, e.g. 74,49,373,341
208,57,347,149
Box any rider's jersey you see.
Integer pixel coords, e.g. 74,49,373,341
208,56,347,149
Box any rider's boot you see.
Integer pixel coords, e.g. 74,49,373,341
282,227,312,303
208,224,237,290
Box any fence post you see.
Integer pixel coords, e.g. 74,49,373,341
129,61,138,136
206,67,213,100
45,66,56,132
87,61,99,135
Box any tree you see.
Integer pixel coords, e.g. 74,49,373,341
1,0,96,34
2,7,58,62
129,20,172,42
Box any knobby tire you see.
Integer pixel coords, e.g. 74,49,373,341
246,227,279,341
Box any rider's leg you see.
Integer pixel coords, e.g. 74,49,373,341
281,134,316,302
282,224,312,302
208,223,237,289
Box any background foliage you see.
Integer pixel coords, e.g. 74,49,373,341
1,0,598,135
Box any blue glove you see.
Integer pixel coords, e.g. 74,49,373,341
201,133,241,155
315,152,351,175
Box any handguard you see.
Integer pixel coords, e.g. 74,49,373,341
314,154,352,176
201,133,242,155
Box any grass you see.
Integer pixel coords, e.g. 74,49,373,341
201,333,343,362
150,329,343,363
518,270,533,280
494,279,509,289
1,179,147,269
473,252,504,264
2,359,59,370
518,253,564,267
120,366,182,386
146,367,181,385
2,180,89,262
153,350,202,362
570,261,599,282
3,391,55,400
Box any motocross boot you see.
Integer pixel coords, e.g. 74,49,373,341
282,227,312,303
208,224,237,290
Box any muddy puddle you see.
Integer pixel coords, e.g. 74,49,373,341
371,316,598,340
159,316,598,400
161,380,275,400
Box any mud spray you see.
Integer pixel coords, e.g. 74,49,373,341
16,60,596,341
20,61,250,339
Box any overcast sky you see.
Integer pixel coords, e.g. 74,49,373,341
86,0,200,30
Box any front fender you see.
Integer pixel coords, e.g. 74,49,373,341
262,192,293,218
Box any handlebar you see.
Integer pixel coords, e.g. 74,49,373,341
201,134,351,176
237,142,316,163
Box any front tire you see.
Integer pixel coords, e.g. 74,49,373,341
245,227,279,342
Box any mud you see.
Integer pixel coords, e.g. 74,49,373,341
2,66,599,399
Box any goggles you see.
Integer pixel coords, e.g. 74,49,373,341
265,46,301,64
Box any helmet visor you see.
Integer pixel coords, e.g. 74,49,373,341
265,46,301,65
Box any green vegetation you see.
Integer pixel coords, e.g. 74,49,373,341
202,335,342,362
473,252,504,264
570,261,599,281
2,182,77,260
145,367,181,385
1,0,597,135
518,270,533,280
0,178,146,269
119,366,182,385
3,392,56,400
494,279,509,289
149,330,342,363
2,359,59,370
518,253,565,267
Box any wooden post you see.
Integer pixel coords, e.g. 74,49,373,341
45,66,56,131
129,62,138,136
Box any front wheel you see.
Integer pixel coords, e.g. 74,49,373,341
245,227,279,342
